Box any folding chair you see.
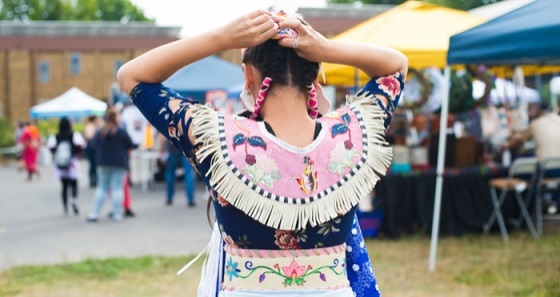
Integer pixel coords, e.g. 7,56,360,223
535,156,560,235
483,157,539,241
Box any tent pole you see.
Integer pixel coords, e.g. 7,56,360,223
429,65,451,272
355,68,361,90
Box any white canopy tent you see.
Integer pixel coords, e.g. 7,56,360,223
30,87,107,119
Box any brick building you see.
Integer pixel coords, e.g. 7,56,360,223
0,21,180,123
1,4,392,123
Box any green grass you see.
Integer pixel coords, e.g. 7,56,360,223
1,227,560,297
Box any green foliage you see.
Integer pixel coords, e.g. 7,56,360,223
449,69,474,113
36,119,85,138
326,0,506,10
0,117,15,148
0,0,152,21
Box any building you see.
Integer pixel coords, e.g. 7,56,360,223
1,4,393,122
0,21,180,123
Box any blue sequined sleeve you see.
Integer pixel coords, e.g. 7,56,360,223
346,72,405,297
129,83,205,174
358,71,405,130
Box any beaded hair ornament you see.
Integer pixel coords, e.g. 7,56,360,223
242,6,328,120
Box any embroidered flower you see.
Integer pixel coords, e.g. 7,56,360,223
225,257,241,281
245,154,256,165
376,75,401,101
243,154,282,189
217,195,229,207
281,260,307,286
274,230,300,250
295,156,319,194
222,232,238,248
328,142,360,177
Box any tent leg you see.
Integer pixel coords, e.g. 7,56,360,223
429,65,451,272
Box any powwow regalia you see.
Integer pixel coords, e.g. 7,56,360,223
131,69,404,297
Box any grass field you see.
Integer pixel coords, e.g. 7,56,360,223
1,227,559,297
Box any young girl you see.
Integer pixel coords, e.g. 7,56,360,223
118,8,407,297
47,117,86,216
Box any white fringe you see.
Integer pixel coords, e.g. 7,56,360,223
191,93,392,231
176,222,223,297
197,223,223,297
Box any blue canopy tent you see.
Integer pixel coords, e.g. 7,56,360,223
448,0,560,65
163,55,245,101
429,0,560,272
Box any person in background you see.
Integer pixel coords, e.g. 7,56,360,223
19,124,41,181
46,118,86,216
87,108,136,223
158,134,196,207
14,121,28,170
506,106,560,161
120,104,147,218
84,116,101,188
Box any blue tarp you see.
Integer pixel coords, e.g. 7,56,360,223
448,0,560,65
163,55,244,101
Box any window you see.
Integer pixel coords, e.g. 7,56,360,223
38,61,50,83
70,52,81,75
114,59,124,80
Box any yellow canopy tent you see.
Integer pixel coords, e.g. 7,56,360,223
323,1,486,86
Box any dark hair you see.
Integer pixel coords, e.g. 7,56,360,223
101,108,119,137
242,39,320,95
58,117,73,139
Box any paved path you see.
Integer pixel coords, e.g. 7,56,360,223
0,161,212,271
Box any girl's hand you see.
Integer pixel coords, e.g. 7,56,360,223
273,16,330,62
220,10,278,50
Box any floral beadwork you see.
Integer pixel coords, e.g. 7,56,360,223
327,112,360,177
244,155,282,189
225,257,241,281
295,156,319,194
376,74,402,102
232,127,282,189
228,258,346,287
220,224,251,249
274,229,307,250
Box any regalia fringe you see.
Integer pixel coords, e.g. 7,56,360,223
191,93,392,231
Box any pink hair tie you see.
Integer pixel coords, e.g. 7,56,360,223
250,77,273,119
307,84,319,119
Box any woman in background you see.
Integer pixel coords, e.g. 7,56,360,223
19,124,41,181
87,108,135,222
47,117,86,216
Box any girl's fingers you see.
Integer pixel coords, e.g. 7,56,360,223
261,23,280,40
275,18,307,35
249,13,272,28
246,9,271,20
254,16,276,35
277,37,297,49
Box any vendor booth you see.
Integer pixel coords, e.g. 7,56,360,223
29,87,107,119
428,0,560,270
322,0,486,86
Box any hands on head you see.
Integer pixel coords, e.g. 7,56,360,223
221,9,328,62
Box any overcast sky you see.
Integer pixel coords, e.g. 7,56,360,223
129,0,327,37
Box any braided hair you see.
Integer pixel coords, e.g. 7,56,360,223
242,39,320,97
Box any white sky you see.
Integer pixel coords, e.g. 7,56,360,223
129,0,327,37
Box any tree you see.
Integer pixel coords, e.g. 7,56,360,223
326,0,506,11
0,0,152,21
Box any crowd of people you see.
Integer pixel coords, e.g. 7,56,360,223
13,103,198,222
